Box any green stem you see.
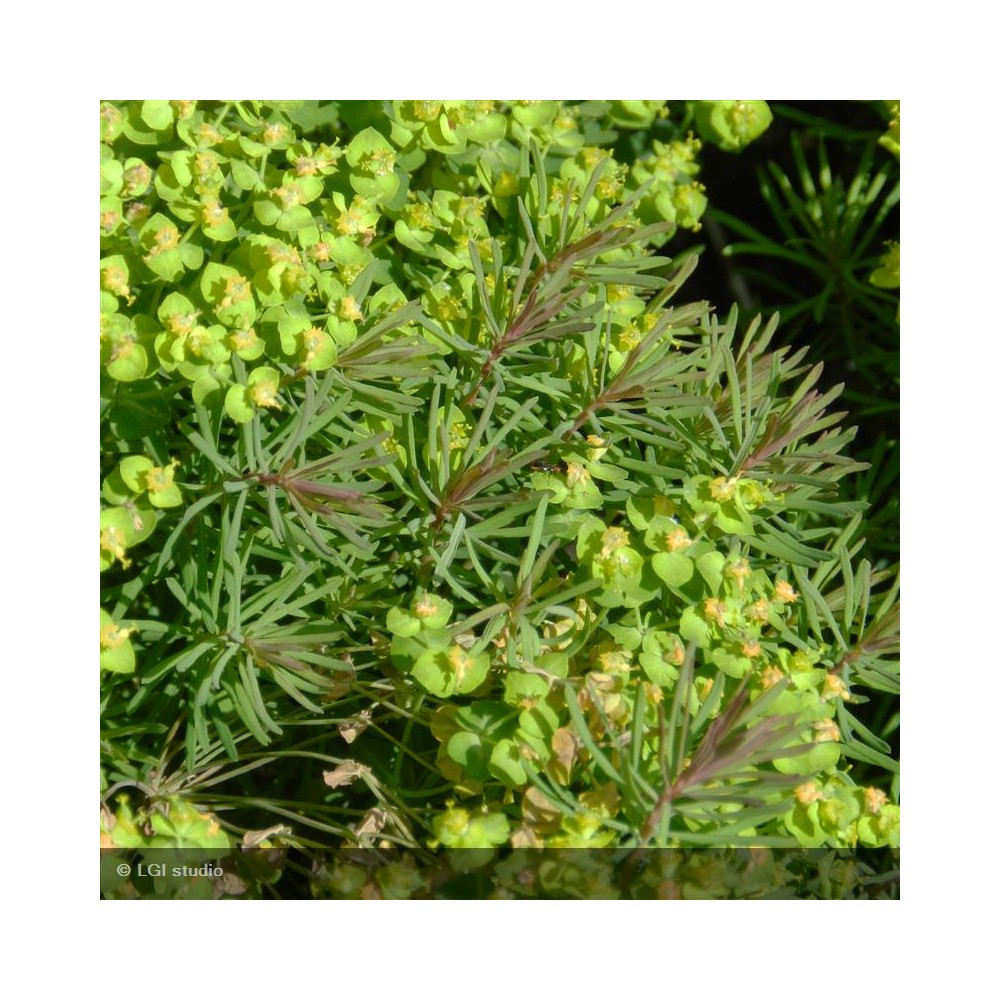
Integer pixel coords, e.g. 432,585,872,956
212,102,233,130
392,692,426,787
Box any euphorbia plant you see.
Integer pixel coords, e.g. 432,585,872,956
101,101,898,895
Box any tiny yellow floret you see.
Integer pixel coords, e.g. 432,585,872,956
813,719,841,743
794,781,824,806
863,787,888,815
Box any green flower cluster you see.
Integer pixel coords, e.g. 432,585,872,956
384,469,895,849
100,100,743,407
102,794,230,850
100,454,181,573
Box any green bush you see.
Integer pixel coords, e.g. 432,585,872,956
704,102,900,560
100,101,899,894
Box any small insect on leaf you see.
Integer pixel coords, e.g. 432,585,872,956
530,461,563,474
